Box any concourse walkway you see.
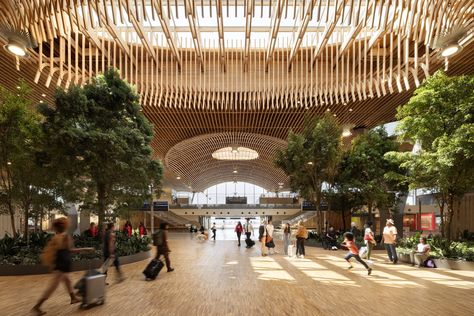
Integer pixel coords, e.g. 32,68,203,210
1,232,473,316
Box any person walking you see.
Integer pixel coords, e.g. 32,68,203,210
265,219,276,255
32,218,93,316
283,223,291,256
211,223,217,241
296,221,308,258
245,220,253,241
154,223,174,272
103,222,125,283
383,219,398,264
235,221,244,246
342,232,372,275
364,221,376,262
259,220,267,256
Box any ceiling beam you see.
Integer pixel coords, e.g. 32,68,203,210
151,0,182,71
265,0,286,71
184,0,204,72
287,0,317,70
216,0,226,72
243,0,253,70
310,0,347,67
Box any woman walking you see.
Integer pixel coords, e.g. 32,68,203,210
265,219,275,255
235,221,244,246
32,218,93,315
364,221,376,262
283,223,291,255
296,221,308,258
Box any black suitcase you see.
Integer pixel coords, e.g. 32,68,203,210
143,259,164,280
245,238,255,248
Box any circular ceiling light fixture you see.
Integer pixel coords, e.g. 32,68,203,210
441,43,461,57
212,146,259,160
0,24,37,58
176,176,181,180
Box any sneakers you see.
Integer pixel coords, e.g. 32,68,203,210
167,268,174,272
300,255,304,259
368,268,372,275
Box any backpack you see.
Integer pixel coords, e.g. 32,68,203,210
153,230,164,247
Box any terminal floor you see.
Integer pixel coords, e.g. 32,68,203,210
1,232,474,316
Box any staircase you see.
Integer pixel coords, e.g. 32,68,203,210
284,211,317,226
153,211,199,227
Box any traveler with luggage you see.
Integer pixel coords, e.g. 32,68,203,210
32,218,94,316
259,221,267,256
103,222,125,283
154,223,174,273
265,219,276,255
244,220,255,248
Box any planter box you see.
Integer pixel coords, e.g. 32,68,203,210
0,250,151,276
433,258,474,270
398,253,413,264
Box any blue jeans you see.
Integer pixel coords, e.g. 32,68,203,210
344,253,370,269
384,244,398,263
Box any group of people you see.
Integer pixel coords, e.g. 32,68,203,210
84,220,148,238
33,218,173,316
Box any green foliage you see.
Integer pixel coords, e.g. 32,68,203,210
389,71,474,239
396,235,474,261
0,232,150,265
0,80,58,237
39,69,163,227
275,114,342,230
343,128,406,218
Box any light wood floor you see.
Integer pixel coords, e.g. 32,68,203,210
1,232,474,316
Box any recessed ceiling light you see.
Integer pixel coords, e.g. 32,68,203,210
7,161,12,165
441,43,461,57
349,108,353,112
233,170,238,174
5,42,26,57
176,176,181,180
307,161,313,165
41,93,46,97
342,130,352,137
39,100,44,103
333,113,337,117
16,86,20,89
278,182,284,186
326,108,330,112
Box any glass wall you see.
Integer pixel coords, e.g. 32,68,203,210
174,182,295,205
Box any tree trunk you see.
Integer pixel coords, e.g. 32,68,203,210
8,202,17,237
446,194,455,241
438,199,445,238
24,207,29,239
39,211,44,232
341,207,346,231
97,182,106,234
367,201,373,222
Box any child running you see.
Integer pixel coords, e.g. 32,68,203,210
341,232,372,275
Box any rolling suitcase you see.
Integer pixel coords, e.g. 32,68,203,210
288,245,295,257
75,270,106,309
143,258,164,280
245,238,255,248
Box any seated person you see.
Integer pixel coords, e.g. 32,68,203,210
410,237,431,267
84,222,98,238
326,226,338,250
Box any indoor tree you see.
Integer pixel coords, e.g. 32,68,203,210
342,127,405,223
388,71,474,239
275,114,342,232
40,68,163,230
0,81,46,237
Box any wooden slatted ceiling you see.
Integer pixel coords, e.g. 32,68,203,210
0,0,474,191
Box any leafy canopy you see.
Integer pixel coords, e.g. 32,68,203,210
40,69,163,224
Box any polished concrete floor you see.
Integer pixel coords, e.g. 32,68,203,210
1,231,474,316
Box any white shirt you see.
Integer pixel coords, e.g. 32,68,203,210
417,243,430,253
266,224,274,237
246,223,253,233
383,226,397,244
